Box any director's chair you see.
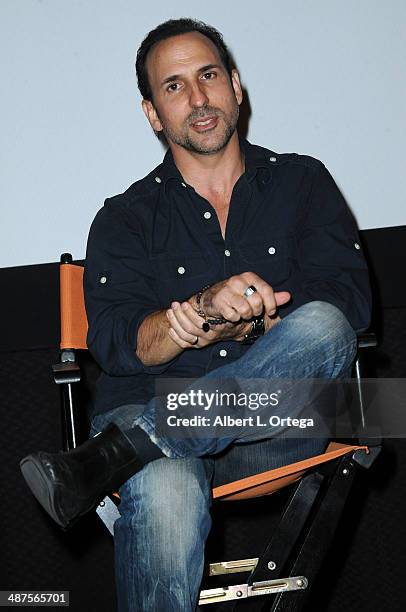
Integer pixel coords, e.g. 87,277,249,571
53,253,381,610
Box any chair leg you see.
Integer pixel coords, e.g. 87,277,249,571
247,472,324,585
96,495,121,535
269,454,358,611
199,473,324,608
53,349,83,451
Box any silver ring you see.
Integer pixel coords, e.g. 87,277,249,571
191,335,199,345
244,285,257,298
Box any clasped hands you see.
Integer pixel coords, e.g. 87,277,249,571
166,272,291,349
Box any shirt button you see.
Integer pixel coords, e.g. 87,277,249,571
224,249,231,257
181,182,187,188
268,246,276,255
203,211,212,219
177,266,185,274
99,276,107,284
354,242,361,250
219,349,228,357
155,176,162,183
269,156,277,163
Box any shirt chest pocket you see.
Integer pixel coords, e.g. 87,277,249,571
237,236,297,288
150,253,212,305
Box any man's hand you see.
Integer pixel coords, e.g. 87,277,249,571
167,273,291,349
193,272,290,321
166,301,249,349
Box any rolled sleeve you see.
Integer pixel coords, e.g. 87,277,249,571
84,201,175,376
293,163,372,332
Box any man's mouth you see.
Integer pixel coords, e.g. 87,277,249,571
190,116,219,132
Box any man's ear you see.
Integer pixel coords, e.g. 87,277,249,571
231,69,243,106
142,99,163,132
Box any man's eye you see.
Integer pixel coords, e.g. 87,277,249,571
202,72,216,80
167,83,180,92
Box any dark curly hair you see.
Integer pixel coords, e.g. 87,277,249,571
135,18,235,101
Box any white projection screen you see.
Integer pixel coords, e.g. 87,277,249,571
1,0,405,268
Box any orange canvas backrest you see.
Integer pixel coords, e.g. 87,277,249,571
60,263,88,350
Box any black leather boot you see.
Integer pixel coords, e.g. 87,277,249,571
20,423,144,530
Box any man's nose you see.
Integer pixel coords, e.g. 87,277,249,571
189,82,209,108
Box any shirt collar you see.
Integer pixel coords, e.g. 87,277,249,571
158,147,184,184
239,136,272,183
157,135,273,187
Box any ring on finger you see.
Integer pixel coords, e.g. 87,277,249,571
244,285,257,298
191,335,199,345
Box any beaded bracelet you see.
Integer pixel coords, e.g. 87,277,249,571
195,284,227,331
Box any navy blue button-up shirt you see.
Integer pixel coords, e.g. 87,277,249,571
84,137,371,415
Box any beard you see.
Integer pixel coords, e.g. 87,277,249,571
157,100,240,155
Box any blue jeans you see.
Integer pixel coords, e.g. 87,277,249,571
90,301,357,611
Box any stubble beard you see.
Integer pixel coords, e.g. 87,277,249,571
158,102,240,155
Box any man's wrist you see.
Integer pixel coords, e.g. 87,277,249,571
189,285,227,328
240,315,265,344
233,320,254,342
194,284,211,317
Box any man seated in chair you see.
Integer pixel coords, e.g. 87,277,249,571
20,18,372,612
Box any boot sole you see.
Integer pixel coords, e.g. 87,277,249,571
20,456,79,531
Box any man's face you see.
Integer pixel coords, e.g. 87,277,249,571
142,32,243,155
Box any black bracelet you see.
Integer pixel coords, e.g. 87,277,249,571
195,284,211,318
207,317,228,325
195,284,227,330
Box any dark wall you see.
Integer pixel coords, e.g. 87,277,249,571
1,226,406,612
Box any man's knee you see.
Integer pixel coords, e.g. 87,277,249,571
288,301,357,373
116,457,213,549
256,301,357,379
288,301,356,347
